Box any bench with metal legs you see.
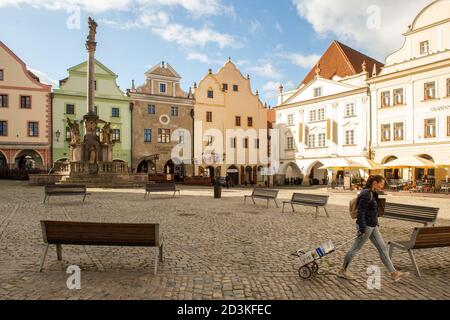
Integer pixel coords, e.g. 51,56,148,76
388,226,450,278
244,188,279,208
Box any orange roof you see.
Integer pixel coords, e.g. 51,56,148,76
300,41,384,86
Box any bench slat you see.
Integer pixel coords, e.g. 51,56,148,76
252,189,279,198
41,221,159,247
291,193,329,206
413,227,450,249
383,203,439,224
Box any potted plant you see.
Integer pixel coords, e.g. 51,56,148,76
352,178,360,190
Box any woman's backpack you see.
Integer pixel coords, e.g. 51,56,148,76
349,191,373,219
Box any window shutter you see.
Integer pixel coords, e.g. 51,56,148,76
253,166,257,184
332,121,338,144
299,123,303,143
240,166,245,185
326,119,331,140
304,125,310,145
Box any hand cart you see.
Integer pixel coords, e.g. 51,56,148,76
291,236,358,279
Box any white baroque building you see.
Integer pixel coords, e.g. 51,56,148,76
274,41,383,186
368,0,450,187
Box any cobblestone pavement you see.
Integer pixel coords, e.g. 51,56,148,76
1,180,449,300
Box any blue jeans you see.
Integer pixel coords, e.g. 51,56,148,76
343,225,396,273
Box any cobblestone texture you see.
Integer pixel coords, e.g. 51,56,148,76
0,180,449,300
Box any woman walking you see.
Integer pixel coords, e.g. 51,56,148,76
339,175,409,282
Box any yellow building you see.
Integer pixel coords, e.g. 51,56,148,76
193,59,269,186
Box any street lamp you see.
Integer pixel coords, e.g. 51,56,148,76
55,130,61,142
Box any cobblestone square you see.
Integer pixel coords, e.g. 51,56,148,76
1,180,450,300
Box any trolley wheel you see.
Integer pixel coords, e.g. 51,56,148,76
309,262,319,274
298,266,312,279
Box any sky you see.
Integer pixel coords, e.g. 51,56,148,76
0,0,432,106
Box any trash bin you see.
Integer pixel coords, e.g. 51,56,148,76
214,185,222,199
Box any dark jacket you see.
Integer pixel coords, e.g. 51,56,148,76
357,189,379,232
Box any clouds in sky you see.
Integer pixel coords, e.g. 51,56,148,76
291,0,431,59
27,68,59,88
247,62,283,80
261,80,294,102
0,0,240,49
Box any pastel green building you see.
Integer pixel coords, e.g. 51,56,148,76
52,60,131,165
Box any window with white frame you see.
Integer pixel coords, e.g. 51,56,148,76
345,130,355,145
420,41,429,55
393,122,404,141
112,129,121,142
381,91,390,108
424,118,436,138
158,128,171,143
144,129,152,142
381,124,391,142
307,134,315,148
424,82,436,100
287,136,294,150
318,133,326,147
159,83,167,93
345,103,355,117
287,114,294,126
309,110,317,122
317,108,325,121
313,87,322,97
393,89,404,105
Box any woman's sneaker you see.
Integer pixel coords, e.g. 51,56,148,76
338,269,354,280
391,271,410,282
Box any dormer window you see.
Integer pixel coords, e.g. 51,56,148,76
313,87,322,97
207,89,214,98
420,41,429,55
233,85,239,92
159,83,167,94
222,83,228,91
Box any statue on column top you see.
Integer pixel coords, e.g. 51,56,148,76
87,17,98,42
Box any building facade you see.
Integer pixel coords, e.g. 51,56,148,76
193,59,269,186
129,62,195,181
52,60,131,166
368,0,450,186
275,41,383,186
0,41,52,170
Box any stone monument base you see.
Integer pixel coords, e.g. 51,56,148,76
29,161,149,188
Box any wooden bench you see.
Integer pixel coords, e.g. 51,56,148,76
43,184,90,204
383,203,439,226
39,221,163,275
282,193,330,218
388,226,450,278
244,188,279,208
144,182,180,198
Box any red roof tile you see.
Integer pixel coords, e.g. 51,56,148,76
300,41,384,86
